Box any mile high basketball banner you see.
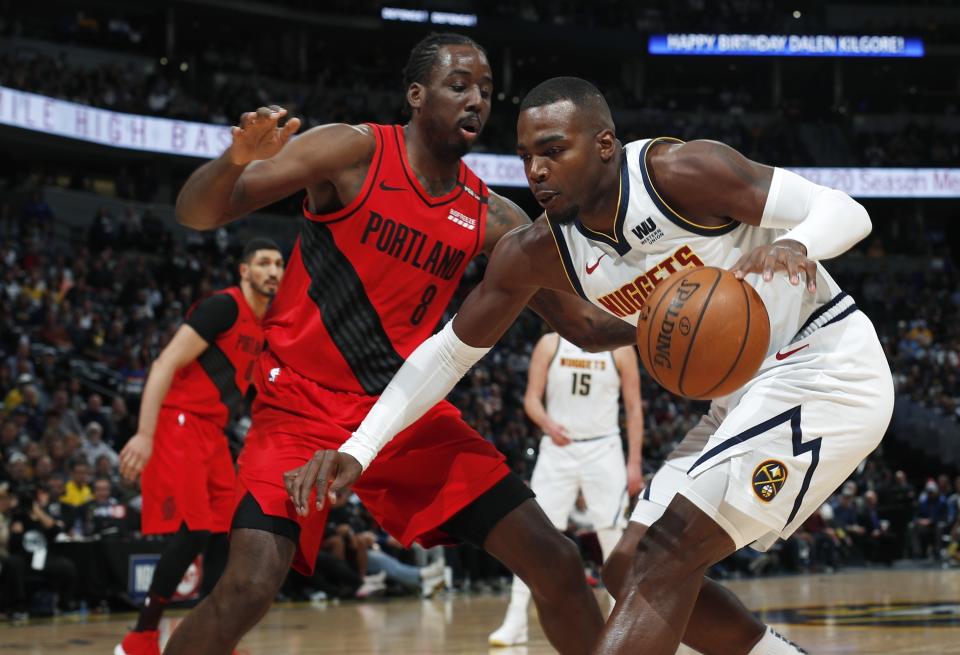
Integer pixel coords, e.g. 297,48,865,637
2,85,958,198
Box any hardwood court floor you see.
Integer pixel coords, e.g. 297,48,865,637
2,568,959,653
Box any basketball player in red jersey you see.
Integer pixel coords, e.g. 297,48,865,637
164,34,634,655
114,239,283,655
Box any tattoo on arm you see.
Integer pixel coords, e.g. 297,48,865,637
484,194,533,254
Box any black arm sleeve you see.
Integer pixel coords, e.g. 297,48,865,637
185,294,239,343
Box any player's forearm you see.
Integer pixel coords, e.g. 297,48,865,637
528,290,634,352
175,152,248,230
626,410,644,462
763,168,871,261
523,395,554,433
340,321,491,471
136,359,177,441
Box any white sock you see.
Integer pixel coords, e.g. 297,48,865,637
504,575,531,620
747,625,807,655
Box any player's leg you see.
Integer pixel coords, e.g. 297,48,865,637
162,494,298,655
490,438,580,647
439,473,602,655
597,492,741,655
361,404,601,655
579,435,628,560
119,413,219,655
117,525,211,654
603,521,768,655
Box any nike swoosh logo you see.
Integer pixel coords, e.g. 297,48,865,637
775,344,810,360
379,180,404,192
585,254,607,275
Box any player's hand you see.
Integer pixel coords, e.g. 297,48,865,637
547,421,571,446
627,459,645,497
228,105,302,166
283,450,362,517
119,433,153,481
730,239,817,293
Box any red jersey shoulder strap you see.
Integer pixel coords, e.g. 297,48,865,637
223,286,257,326
302,123,385,224
460,162,490,261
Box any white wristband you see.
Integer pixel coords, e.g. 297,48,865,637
339,320,490,471
761,168,871,261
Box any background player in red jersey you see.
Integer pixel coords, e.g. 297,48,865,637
115,239,284,655
163,33,634,655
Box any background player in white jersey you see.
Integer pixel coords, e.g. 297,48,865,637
489,334,643,647
294,76,893,655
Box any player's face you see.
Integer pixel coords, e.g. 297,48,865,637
412,45,493,159
243,249,285,298
517,101,609,224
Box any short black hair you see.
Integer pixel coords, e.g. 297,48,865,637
402,32,486,90
242,238,281,263
519,77,615,130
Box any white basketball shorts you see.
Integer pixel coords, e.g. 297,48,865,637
631,304,893,551
532,433,629,531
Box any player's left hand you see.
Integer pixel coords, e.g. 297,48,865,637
730,239,817,293
627,459,645,497
283,450,362,517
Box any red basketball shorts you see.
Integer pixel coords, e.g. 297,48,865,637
234,350,511,575
141,407,236,535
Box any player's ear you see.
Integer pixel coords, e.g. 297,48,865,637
407,83,425,112
597,129,617,163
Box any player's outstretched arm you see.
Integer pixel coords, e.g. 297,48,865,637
118,325,209,481
284,227,543,515
523,333,571,446
651,140,871,293
615,346,645,496
176,108,373,229
485,193,635,351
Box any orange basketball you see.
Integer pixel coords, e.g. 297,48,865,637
636,266,770,400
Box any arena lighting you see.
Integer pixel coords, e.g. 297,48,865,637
1,86,957,198
380,7,477,27
649,33,924,57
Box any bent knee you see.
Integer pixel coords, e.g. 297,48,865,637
524,535,583,597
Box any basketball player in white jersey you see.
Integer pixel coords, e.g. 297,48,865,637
295,76,893,655
489,334,643,646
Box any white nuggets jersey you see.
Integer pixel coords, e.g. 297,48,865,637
547,137,852,359
545,337,621,440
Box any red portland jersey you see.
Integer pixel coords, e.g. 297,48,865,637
164,286,264,427
264,123,488,395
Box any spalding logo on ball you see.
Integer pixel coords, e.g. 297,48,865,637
637,267,770,400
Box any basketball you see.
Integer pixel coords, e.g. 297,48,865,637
636,266,770,400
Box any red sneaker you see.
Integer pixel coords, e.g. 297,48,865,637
115,630,160,655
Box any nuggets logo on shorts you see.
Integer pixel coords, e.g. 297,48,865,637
752,460,788,502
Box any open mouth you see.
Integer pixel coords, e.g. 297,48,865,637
458,116,481,137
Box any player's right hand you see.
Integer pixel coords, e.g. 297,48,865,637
547,422,571,446
228,105,302,166
119,433,153,481
284,450,362,517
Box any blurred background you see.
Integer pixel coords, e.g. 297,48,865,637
0,0,959,619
